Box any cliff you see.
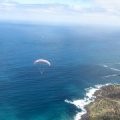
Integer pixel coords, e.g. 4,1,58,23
82,84,120,120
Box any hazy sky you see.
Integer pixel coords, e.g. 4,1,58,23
0,0,120,26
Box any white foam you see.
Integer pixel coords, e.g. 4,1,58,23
110,68,120,71
65,84,111,120
65,98,90,120
102,65,108,68
102,64,120,72
101,74,118,78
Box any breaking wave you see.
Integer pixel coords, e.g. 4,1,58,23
101,74,118,78
65,83,111,120
110,68,120,72
102,64,120,72
102,64,108,68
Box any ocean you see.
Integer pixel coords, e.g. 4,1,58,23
0,23,120,120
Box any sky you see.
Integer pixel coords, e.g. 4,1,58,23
0,0,120,26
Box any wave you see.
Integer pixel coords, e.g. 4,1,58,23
102,64,120,72
102,64,108,68
110,68,120,71
64,83,111,120
101,74,118,78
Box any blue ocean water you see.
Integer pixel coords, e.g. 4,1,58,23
0,23,120,120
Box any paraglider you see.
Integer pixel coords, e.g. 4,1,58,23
34,59,51,66
33,59,51,74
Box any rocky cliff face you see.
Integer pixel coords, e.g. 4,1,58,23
81,84,120,120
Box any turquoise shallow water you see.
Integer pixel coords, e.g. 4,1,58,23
0,23,120,120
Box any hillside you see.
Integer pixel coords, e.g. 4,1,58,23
82,84,120,120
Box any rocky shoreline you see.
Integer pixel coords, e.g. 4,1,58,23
81,84,120,120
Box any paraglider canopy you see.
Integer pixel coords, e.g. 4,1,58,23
33,59,51,74
33,59,51,66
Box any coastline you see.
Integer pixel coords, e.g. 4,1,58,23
65,84,107,120
81,83,120,120
65,83,114,120
81,103,91,120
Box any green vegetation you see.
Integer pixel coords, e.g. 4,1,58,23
87,85,120,120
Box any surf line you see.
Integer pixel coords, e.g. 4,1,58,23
65,83,112,120
102,64,120,72
101,74,119,78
